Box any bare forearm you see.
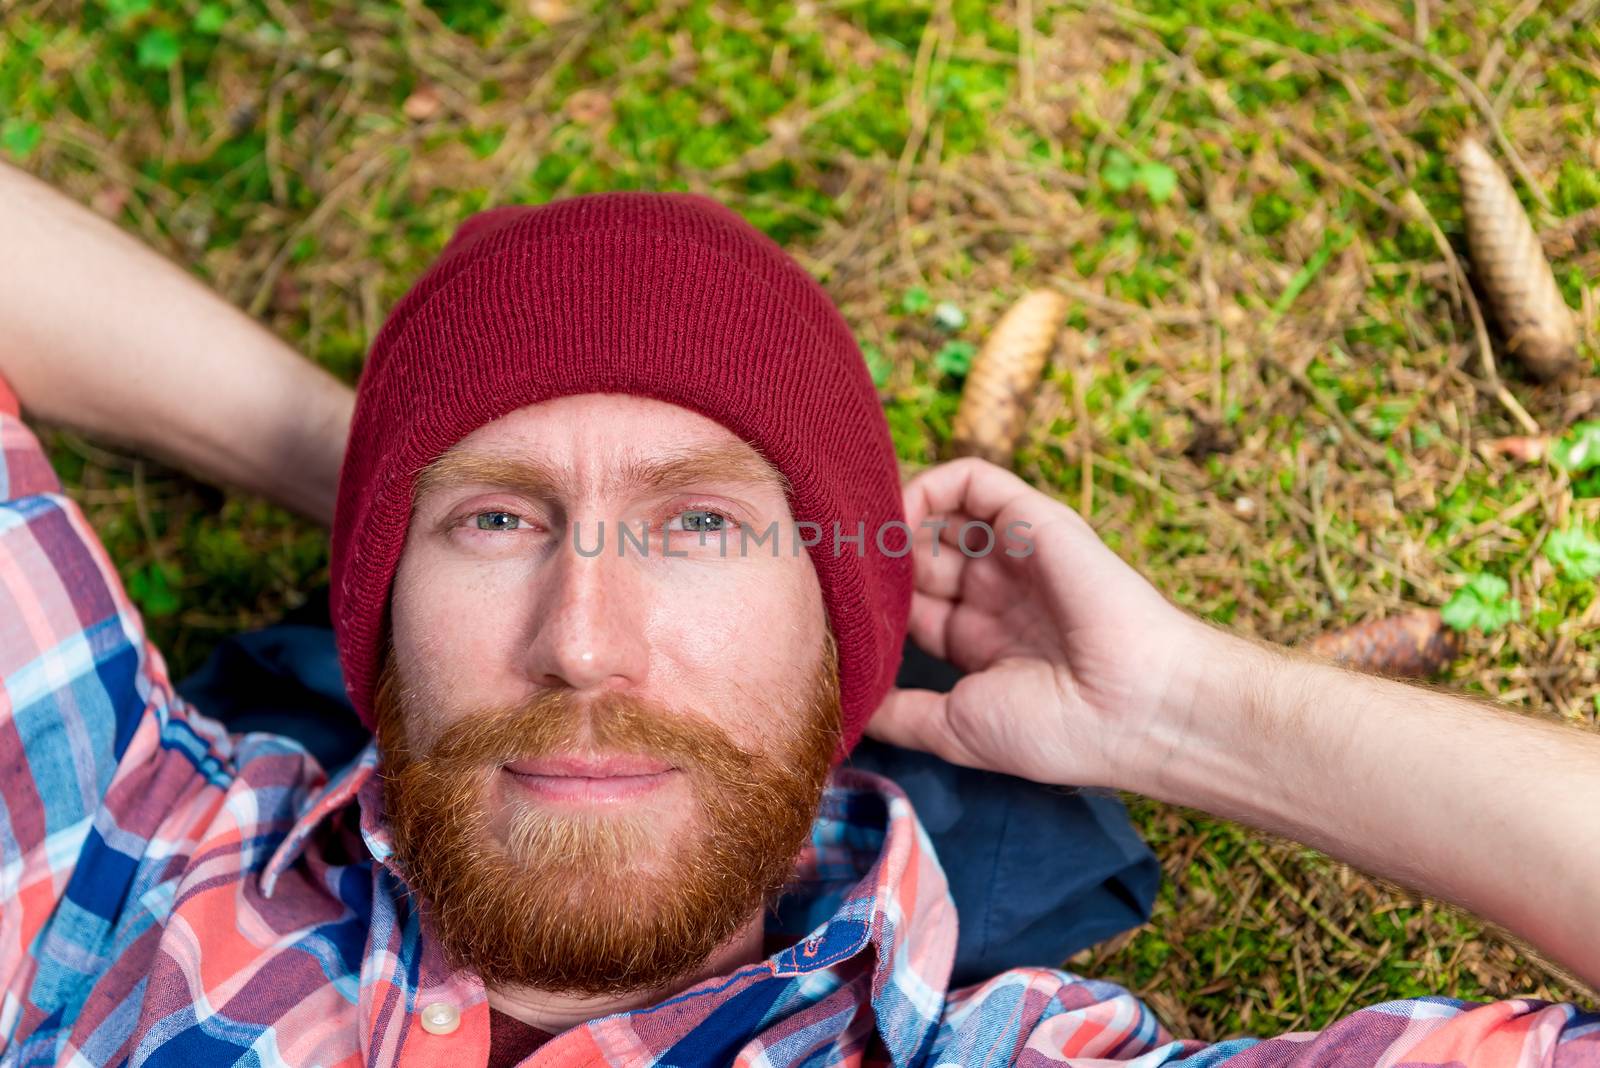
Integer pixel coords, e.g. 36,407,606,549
0,161,352,524
1148,625,1600,990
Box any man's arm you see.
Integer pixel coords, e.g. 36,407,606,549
0,161,352,524
867,457,1600,992
1154,627,1600,991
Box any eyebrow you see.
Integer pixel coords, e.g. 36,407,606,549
412,441,791,507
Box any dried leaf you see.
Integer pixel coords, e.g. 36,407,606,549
529,0,574,21
1456,136,1580,382
402,84,443,121
1304,608,1463,677
563,88,612,126
271,273,303,313
1480,434,1549,463
90,185,132,219
951,290,1069,467
1184,412,1237,460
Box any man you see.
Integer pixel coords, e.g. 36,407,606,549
1,162,1597,1067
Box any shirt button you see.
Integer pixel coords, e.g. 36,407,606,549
421,1002,460,1035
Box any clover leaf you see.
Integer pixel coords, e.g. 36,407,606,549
1441,573,1520,633
1544,526,1600,582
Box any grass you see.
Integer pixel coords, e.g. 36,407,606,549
5,0,1600,1040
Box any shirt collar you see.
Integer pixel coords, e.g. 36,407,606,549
260,738,381,897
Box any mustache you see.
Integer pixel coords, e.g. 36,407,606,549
383,683,764,787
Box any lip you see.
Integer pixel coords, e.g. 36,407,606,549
501,753,681,805
504,754,676,778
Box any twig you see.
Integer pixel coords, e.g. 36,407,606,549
1287,943,1310,1034
892,4,948,286
131,461,167,569
1072,349,1094,517
166,61,189,165
1308,462,1348,605
1017,0,1037,108
1200,247,1224,418
265,58,290,206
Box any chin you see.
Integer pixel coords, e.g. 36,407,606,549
488,776,699,877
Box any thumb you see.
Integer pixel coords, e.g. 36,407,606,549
862,687,979,769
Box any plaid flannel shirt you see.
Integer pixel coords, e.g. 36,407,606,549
3,392,1599,1067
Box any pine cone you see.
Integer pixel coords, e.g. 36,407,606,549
951,290,1069,466
1304,608,1463,678
1456,136,1581,382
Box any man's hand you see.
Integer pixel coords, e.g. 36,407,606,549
872,456,1600,993
865,456,1228,793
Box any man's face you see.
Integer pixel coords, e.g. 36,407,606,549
378,393,840,996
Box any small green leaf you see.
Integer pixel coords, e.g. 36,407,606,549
1270,238,1337,321
127,562,182,618
900,286,931,315
195,3,229,33
136,27,181,70
464,126,506,159
103,0,152,23
0,119,42,160
933,301,967,331
861,342,891,388
933,339,977,378
1101,149,1136,193
1441,573,1520,634
1551,421,1600,472
1135,161,1178,204
1543,526,1600,582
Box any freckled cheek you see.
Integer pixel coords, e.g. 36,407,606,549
391,552,538,698
640,556,823,695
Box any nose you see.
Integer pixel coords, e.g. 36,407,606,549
521,528,650,694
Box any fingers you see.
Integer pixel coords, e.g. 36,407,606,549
861,687,975,769
902,456,1044,529
905,589,954,659
909,510,979,599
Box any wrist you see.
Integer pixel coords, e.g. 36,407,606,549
273,381,353,526
1125,620,1313,812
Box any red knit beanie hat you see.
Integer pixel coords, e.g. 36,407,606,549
330,192,911,758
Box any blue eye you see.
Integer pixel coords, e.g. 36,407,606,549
670,509,731,533
474,511,522,531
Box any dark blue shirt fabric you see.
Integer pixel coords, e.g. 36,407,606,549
175,594,1159,988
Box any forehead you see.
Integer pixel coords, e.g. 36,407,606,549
414,393,789,498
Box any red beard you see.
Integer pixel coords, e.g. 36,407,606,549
373,636,840,997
